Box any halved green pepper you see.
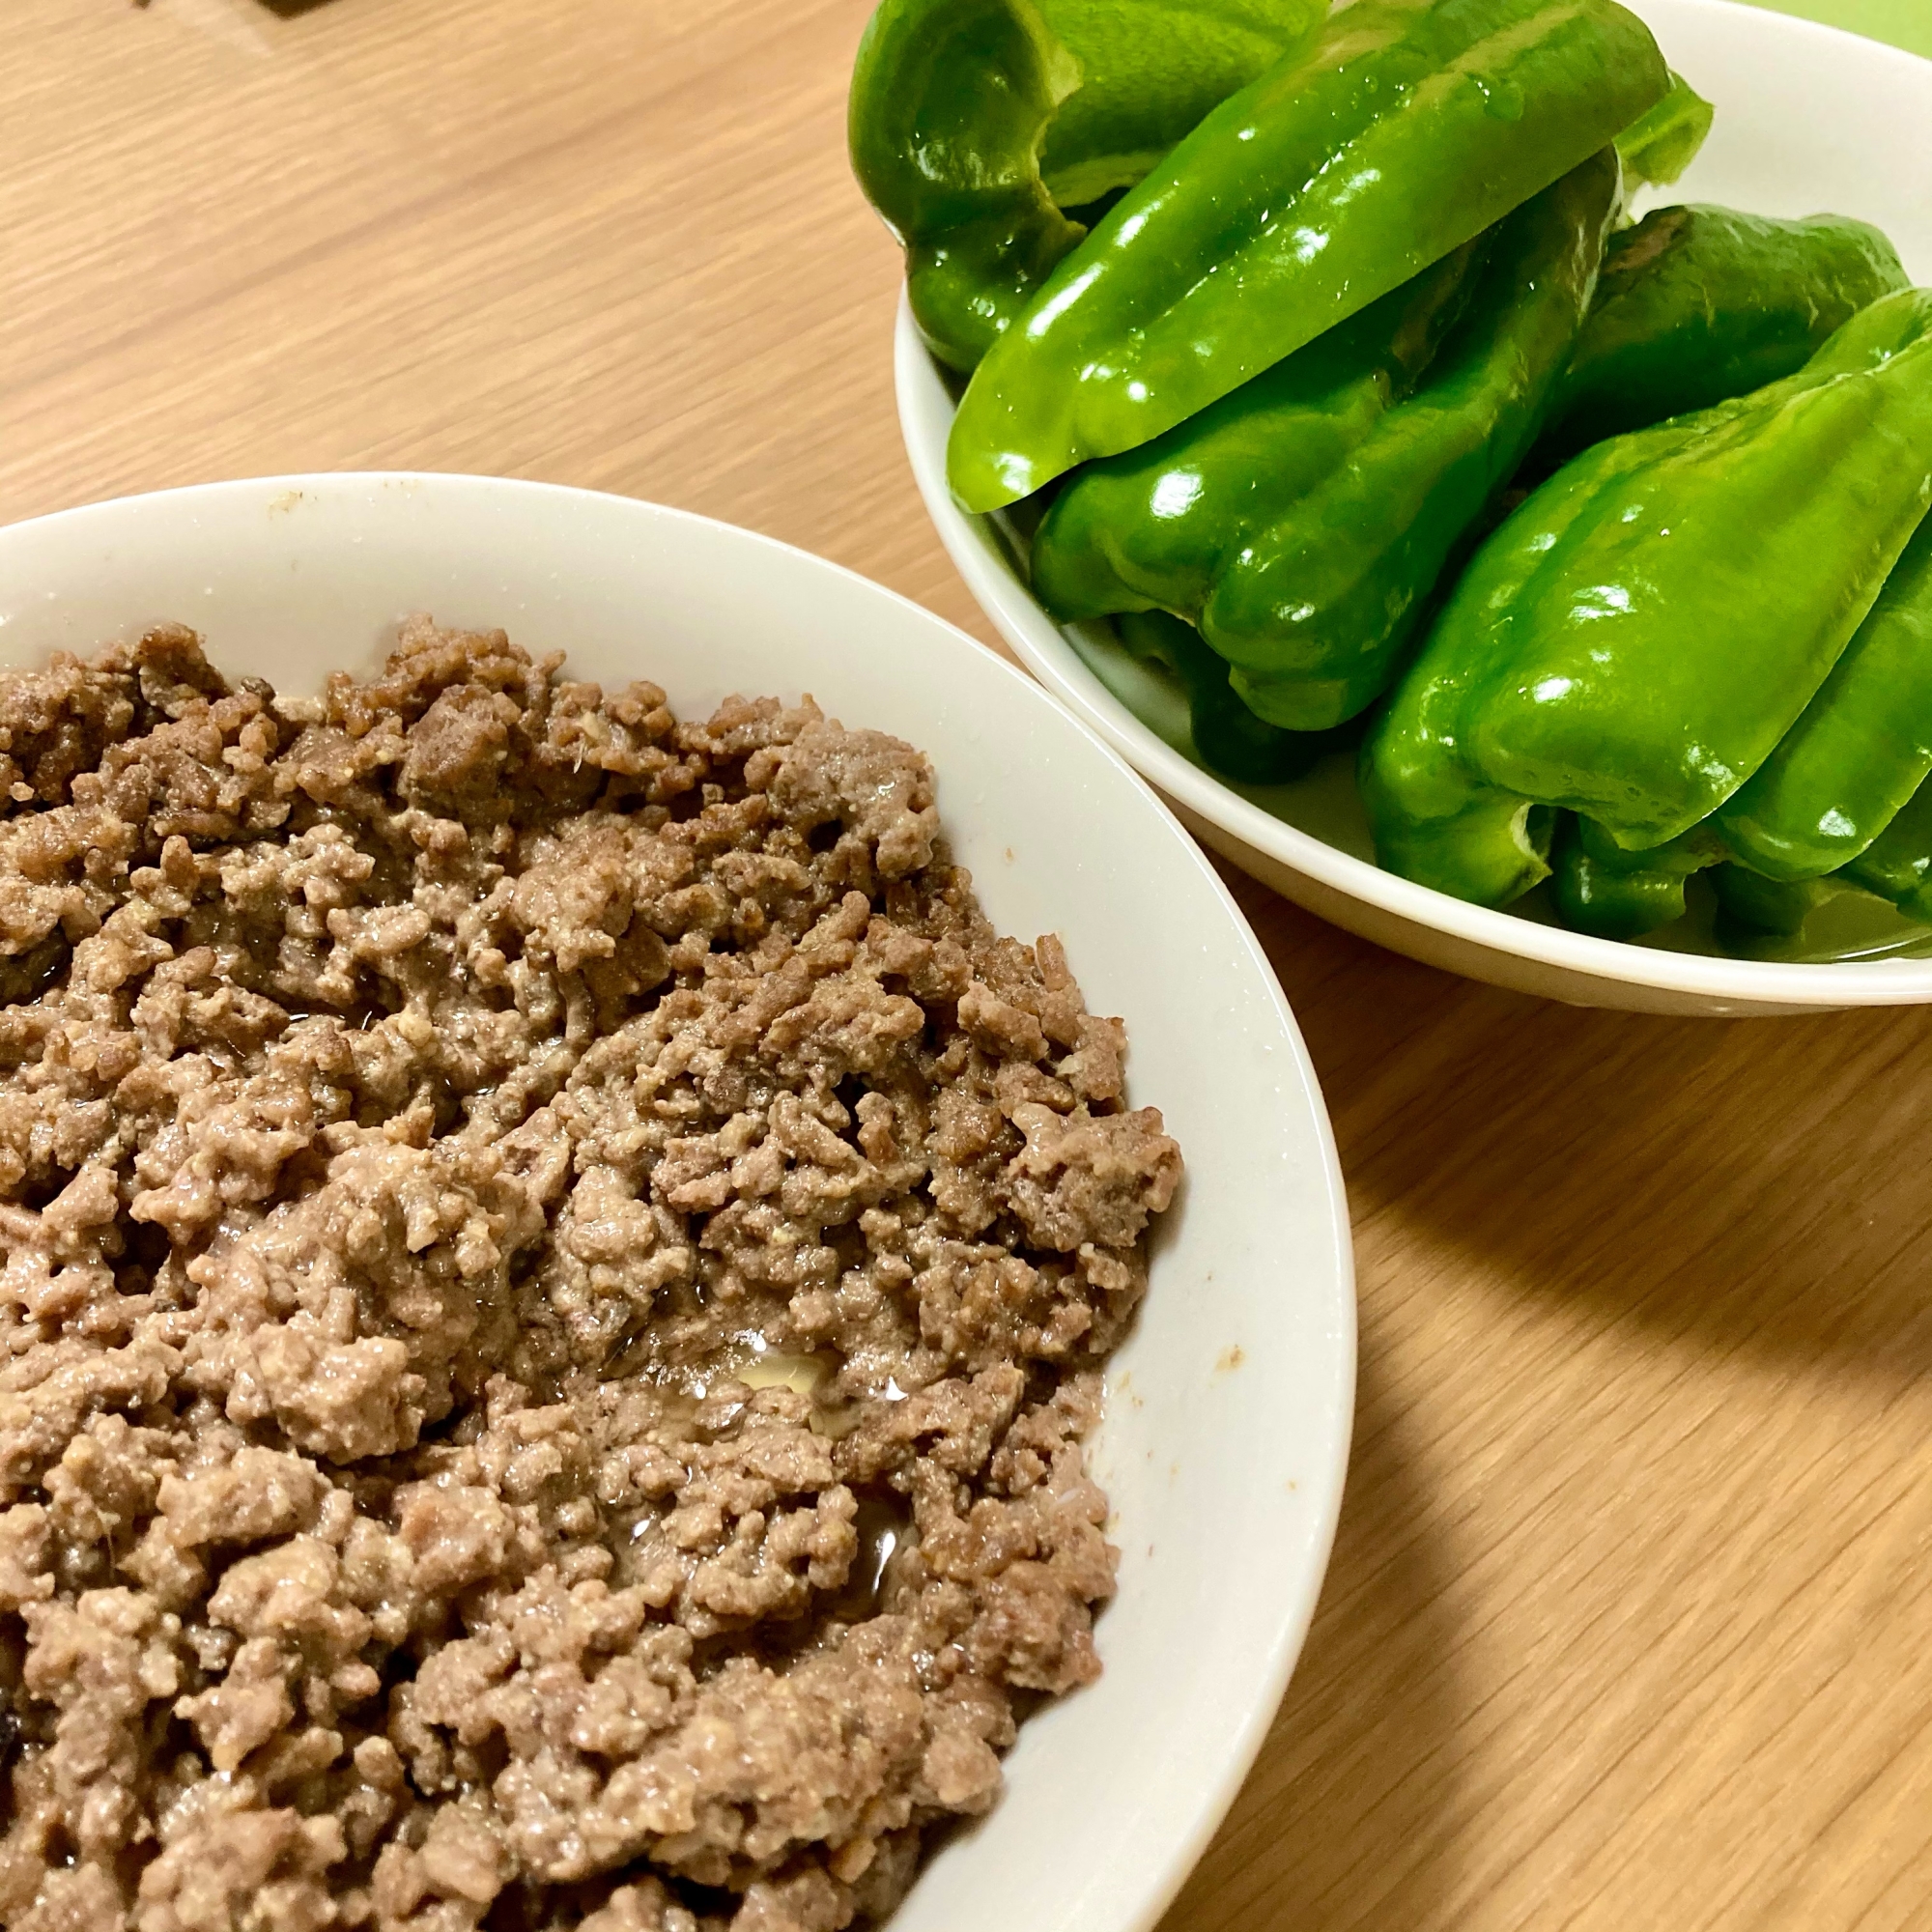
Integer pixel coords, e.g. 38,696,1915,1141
1710,779,1932,942
1360,286,1932,910
945,0,1669,510
1842,778,1932,923
1037,0,1328,205
1539,205,1909,465
1032,151,1620,732
1027,240,1492,636
1716,508,1932,879
1717,775,1932,936
1719,764,1932,941
849,0,1323,373
1034,133,1767,750
1556,509,1932,937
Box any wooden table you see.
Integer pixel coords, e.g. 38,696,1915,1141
12,3,1932,1926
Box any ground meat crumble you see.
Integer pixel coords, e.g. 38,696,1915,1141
0,619,1181,1931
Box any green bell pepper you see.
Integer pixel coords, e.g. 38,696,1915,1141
1360,286,1932,910
1539,205,1909,465
1715,508,1932,879
1027,241,1490,627
1720,707,1932,948
1031,152,1619,731
1710,777,1932,943
1842,777,1932,923
849,0,1323,373
1716,771,1932,936
1548,814,1721,938
1208,154,1617,730
1549,506,1932,937
945,0,1670,511
1115,610,1341,781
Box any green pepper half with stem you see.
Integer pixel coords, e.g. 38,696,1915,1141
945,0,1668,510
849,0,1324,373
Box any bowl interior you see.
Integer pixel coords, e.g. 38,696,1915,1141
896,0,1932,1012
0,473,1354,1932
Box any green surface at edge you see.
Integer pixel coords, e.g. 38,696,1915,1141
1747,0,1932,59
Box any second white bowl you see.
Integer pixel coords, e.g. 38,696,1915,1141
897,0,1932,1016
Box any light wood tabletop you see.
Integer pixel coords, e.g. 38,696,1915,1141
11,2,1932,1927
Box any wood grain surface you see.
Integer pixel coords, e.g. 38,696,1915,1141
9,3,1932,1927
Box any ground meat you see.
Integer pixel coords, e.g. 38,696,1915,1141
0,620,1181,1931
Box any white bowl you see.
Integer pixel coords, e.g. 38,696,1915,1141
898,0,1932,1016
0,473,1354,1932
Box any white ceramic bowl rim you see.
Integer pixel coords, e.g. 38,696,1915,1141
895,0,1932,1011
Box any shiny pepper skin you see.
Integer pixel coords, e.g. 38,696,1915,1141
1360,286,1932,911
945,0,1668,510
848,0,1323,374
1031,150,1621,732
1538,203,1907,468
1558,509,1932,939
